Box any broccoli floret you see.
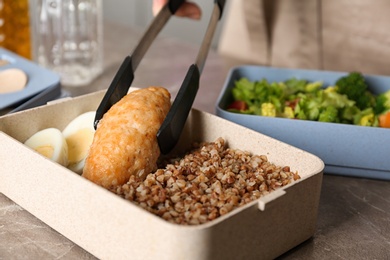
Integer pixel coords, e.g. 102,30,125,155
306,99,321,120
253,79,273,102
374,89,390,114
294,95,320,120
359,114,376,126
294,104,307,120
336,72,375,110
358,91,376,110
324,85,339,94
248,104,262,115
269,95,283,113
353,108,378,126
270,82,287,99
340,105,360,123
284,78,308,95
305,81,323,93
318,106,339,122
321,91,355,109
232,78,257,103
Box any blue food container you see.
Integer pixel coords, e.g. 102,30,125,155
216,66,390,180
0,48,61,111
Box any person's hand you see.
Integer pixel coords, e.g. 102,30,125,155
153,0,201,20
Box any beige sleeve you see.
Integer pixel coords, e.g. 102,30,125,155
218,0,390,74
270,0,321,69
322,0,390,75
217,0,321,69
82,87,171,189
217,0,270,65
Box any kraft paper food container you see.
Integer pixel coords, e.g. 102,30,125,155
216,66,390,181
0,89,324,260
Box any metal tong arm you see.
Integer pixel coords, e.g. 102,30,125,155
94,0,185,129
157,0,226,154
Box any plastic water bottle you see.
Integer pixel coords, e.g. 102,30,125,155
31,0,103,86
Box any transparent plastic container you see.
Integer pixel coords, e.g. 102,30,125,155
31,0,103,86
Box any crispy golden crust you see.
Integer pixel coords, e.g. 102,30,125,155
82,87,171,189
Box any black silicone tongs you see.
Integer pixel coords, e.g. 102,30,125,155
158,1,225,154
94,0,186,129
94,0,225,154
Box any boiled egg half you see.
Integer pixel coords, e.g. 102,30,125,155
62,111,96,174
24,128,68,166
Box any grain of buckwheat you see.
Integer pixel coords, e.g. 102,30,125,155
114,137,300,225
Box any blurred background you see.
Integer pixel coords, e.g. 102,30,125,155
102,0,228,49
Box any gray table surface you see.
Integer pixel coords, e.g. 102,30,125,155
1,21,389,260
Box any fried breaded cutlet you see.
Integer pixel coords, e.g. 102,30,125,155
82,87,171,189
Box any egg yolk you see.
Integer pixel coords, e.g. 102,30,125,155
35,145,54,158
66,128,94,163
